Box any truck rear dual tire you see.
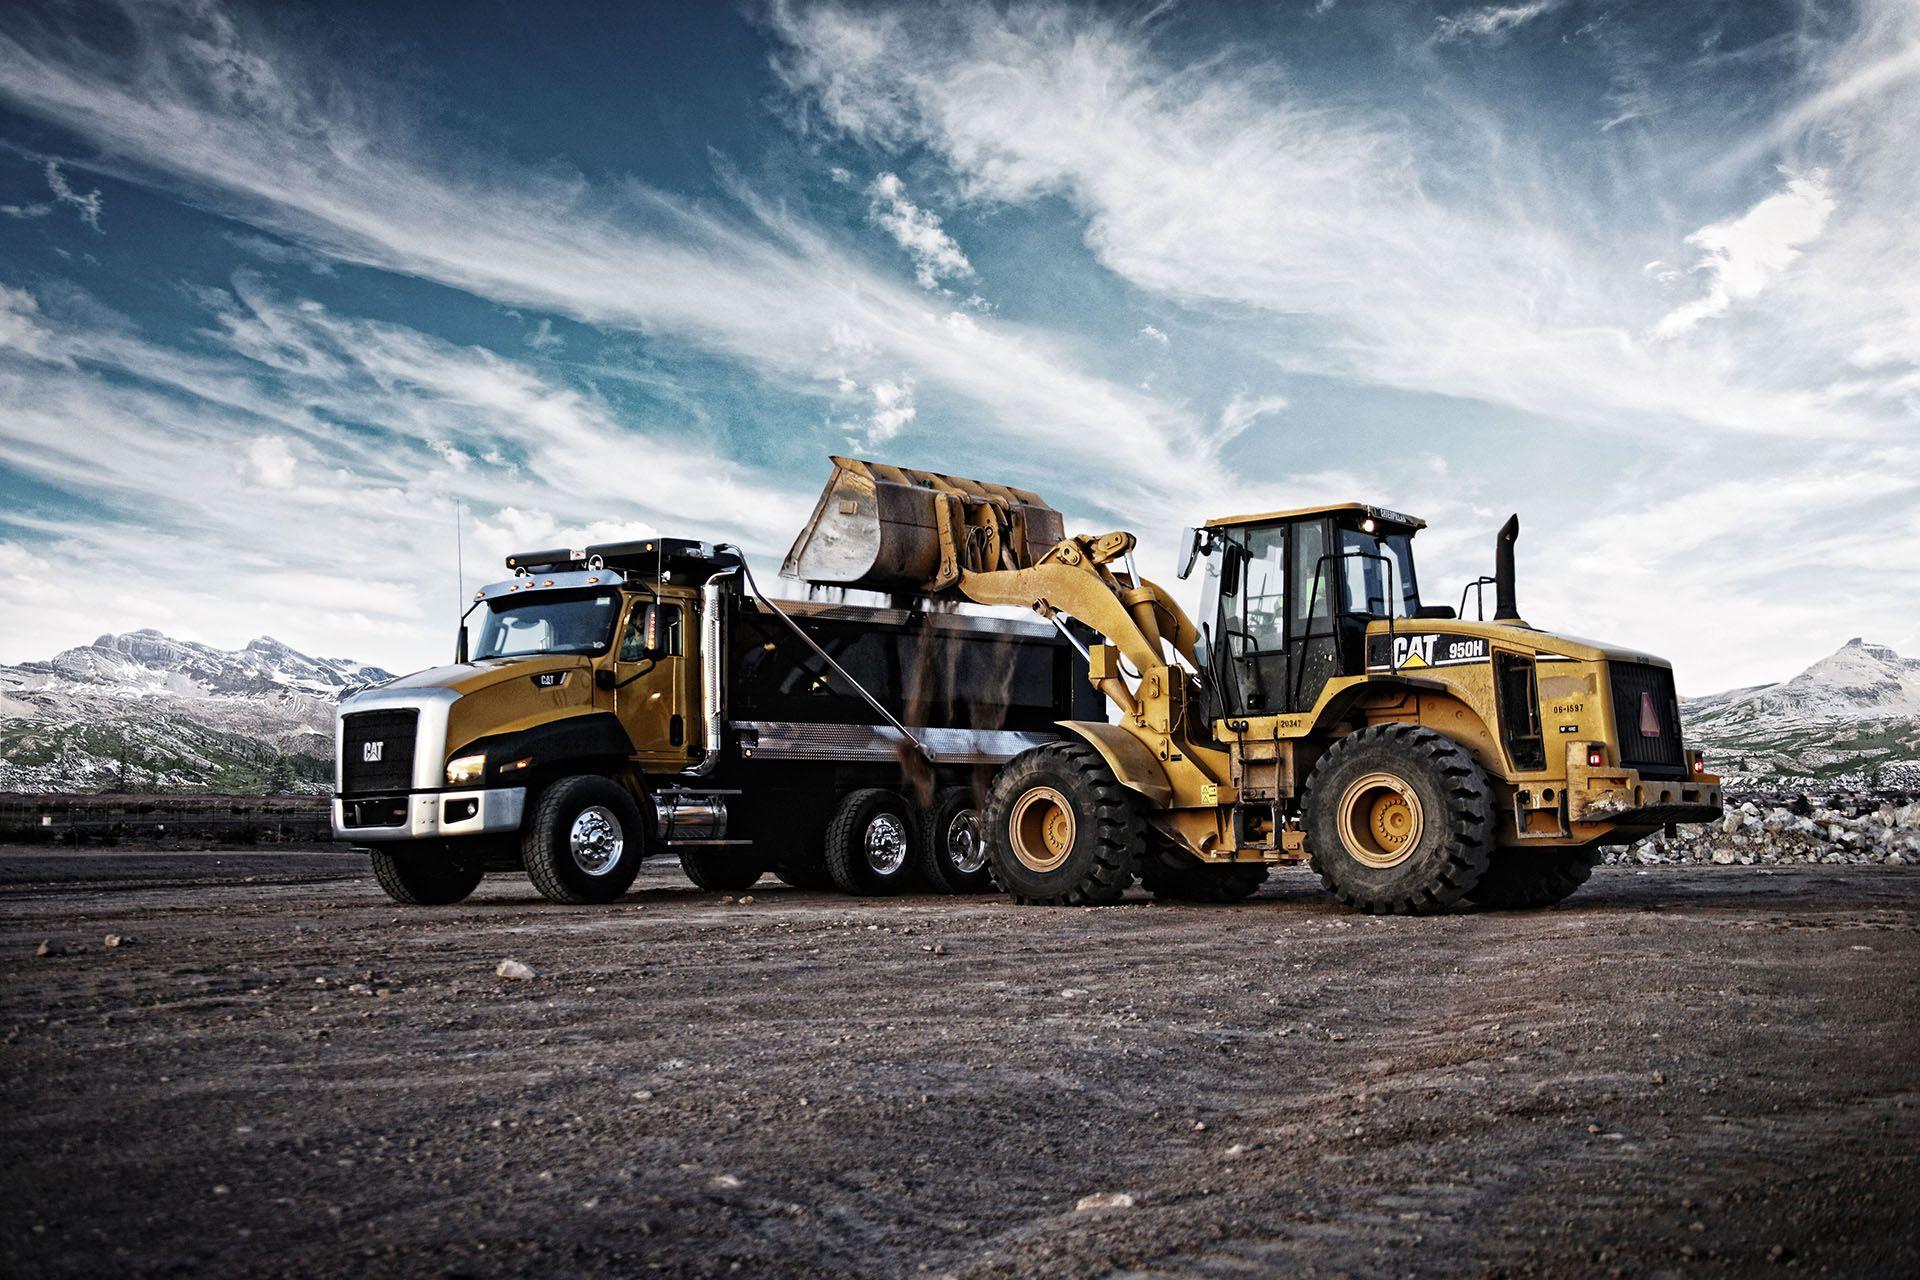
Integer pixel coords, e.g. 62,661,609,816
1138,842,1269,903
916,786,994,894
369,847,485,906
824,788,920,896
677,852,764,893
1303,723,1494,915
984,742,1142,906
521,775,647,905
1466,846,1597,909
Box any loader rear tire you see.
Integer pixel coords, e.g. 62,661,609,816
521,776,646,905
984,742,1142,906
916,786,994,894
369,848,484,906
1138,843,1269,903
823,789,919,896
677,851,764,893
1466,846,1597,909
1303,724,1493,915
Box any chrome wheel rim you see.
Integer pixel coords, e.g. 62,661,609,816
864,812,909,876
946,808,986,875
569,805,624,876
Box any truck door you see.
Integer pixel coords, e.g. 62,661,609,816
610,593,696,770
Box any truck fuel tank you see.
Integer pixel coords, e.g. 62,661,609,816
780,455,1064,596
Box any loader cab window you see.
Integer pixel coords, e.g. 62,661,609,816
472,591,619,659
619,601,683,662
1337,528,1420,619
1198,515,1423,723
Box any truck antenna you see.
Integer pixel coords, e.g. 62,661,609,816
454,498,465,612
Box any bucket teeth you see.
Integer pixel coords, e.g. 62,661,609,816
781,455,1064,596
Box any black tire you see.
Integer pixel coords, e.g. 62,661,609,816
1138,840,1269,902
916,786,994,894
983,741,1142,906
1303,724,1494,915
773,861,835,890
677,851,765,893
1466,846,1598,909
369,847,484,906
521,775,646,904
823,789,919,896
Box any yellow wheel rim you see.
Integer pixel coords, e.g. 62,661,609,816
1337,772,1424,869
1008,786,1076,873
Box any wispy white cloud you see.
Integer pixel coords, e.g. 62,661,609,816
1217,391,1287,442
1432,2,1559,46
1136,324,1168,347
1654,170,1834,338
42,158,102,230
866,172,973,290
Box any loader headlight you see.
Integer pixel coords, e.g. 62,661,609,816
445,753,487,786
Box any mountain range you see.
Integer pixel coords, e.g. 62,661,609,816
0,630,1913,794
0,630,390,793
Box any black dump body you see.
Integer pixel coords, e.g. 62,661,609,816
728,598,1101,733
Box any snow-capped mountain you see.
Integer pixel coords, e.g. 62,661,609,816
1682,639,1920,787
0,630,392,793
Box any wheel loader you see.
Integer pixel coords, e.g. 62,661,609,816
784,457,1724,913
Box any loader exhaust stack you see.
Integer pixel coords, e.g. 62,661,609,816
781,456,1065,597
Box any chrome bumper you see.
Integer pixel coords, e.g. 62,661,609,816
332,786,528,843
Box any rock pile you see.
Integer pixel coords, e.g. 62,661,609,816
1609,791,1920,867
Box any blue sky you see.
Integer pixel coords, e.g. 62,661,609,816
0,0,1915,691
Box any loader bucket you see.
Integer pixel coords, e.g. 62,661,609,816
781,456,1065,595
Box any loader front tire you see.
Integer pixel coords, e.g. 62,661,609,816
521,776,646,904
369,848,484,906
1465,846,1597,909
1303,724,1493,915
984,742,1142,906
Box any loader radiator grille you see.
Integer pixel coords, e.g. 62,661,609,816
1608,662,1685,779
341,709,417,793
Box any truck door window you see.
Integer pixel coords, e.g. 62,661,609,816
619,603,683,662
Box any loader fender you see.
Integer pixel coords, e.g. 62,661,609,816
1053,720,1173,808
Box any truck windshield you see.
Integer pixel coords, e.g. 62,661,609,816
472,592,620,659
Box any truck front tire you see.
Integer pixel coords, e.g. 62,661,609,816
1303,723,1494,915
823,789,919,895
916,786,994,894
521,776,646,904
369,848,484,906
1466,846,1597,909
984,742,1141,906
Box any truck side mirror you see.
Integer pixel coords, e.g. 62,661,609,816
455,625,469,665
594,668,617,691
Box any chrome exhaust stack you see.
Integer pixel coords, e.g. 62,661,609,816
683,568,735,777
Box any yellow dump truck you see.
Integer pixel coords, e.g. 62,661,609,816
785,457,1724,912
333,536,1099,905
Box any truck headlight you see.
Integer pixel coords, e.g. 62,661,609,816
445,753,486,786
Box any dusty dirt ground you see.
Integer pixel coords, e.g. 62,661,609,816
2,850,1916,1278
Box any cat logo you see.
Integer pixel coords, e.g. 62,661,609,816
362,740,384,763
1384,633,1490,670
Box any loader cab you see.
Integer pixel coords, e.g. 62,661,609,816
1187,504,1427,720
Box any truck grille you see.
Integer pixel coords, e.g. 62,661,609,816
341,709,417,793
1608,662,1685,779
